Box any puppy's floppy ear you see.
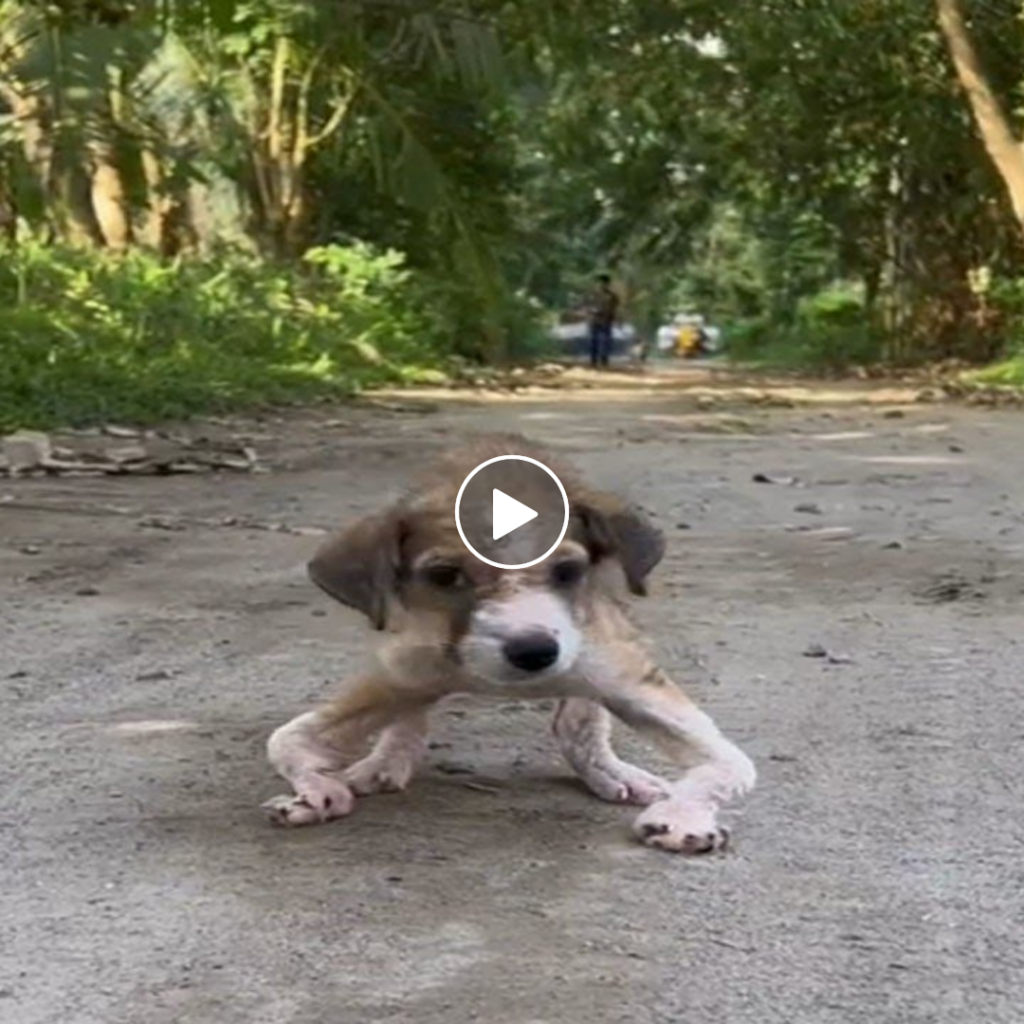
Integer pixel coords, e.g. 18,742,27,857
307,512,403,630
577,495,665,596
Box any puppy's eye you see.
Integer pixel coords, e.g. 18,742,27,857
423,564,465,590
551,560,585,587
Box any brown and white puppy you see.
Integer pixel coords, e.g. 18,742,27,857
263,436,755,853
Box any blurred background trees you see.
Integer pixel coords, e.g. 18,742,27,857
4,0,1024,426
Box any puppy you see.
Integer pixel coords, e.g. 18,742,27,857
263,436,755,853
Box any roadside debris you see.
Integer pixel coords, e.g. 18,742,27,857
136,514,326,537
2,431,52,475
1,428,263,477
803,643,854,665
917,572,986,604
752,472,800,486
136,669,173,682
0,492,326,541
460,780,503,795
784,524,856,541
420,361,572,394
798,526,855,541
356,399,440,414
942,382,1024,407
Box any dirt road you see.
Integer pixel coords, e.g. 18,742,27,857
3,366,1022,1024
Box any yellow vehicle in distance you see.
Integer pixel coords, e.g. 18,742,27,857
656,314,719,359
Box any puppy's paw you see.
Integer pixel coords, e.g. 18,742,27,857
614,764,671,806
342,750,418,796
584,761,669,806
633,799,730,855
262,773,355,827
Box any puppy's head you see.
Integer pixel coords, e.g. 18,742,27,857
309,483,663,687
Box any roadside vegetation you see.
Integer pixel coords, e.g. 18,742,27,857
3,1,1024,431
0,242,460,430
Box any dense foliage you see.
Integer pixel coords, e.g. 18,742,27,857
0,241,454,429
4,0,1024,427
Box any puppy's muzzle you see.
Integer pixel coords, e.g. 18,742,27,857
502,631,560,673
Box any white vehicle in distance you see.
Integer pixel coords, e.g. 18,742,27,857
551,312,637,359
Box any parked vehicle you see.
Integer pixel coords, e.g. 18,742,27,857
551,314,637,360
656,314,720,358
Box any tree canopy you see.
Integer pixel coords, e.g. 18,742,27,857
2,0,1024,367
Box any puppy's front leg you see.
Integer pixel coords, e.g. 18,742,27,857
587,663,755,854
552,698,669,805
263,675,432,827
342,708,430,796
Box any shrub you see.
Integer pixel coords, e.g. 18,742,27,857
967,355,1024,387
0,242,456,431
725,285,882,372
796,287,866,328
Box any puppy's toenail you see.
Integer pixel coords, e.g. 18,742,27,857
642,823,670,838
681,833,713,854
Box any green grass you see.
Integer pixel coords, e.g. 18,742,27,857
0,242,454,432
725,320,884,373
722,286,886,373
965,354,1024,387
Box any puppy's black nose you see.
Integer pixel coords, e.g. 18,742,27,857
503,632,560,673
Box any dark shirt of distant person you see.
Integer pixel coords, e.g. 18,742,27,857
588,274,619,369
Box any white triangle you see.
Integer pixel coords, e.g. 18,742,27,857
492,488,539,540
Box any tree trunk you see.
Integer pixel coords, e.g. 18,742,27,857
936,0,1024,233
0,167,17,242
282,178,309,255
139,148,167,250
0,86,57,238
139,147,196,256
863,263,881,317
249,37,352,257
87,138,132,251
54,158,105,246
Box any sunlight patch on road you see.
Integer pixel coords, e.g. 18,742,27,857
107,719,199,735
806,431,877,441
849,455,962,466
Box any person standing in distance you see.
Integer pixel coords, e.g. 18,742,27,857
588,274,620,369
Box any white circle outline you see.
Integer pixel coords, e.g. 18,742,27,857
454,454,570,570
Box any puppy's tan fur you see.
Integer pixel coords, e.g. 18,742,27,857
264,436,755,853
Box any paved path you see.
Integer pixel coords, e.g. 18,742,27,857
3,369,1022,1023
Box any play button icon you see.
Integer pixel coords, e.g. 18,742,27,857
492,488,538,540
455,455,570,569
